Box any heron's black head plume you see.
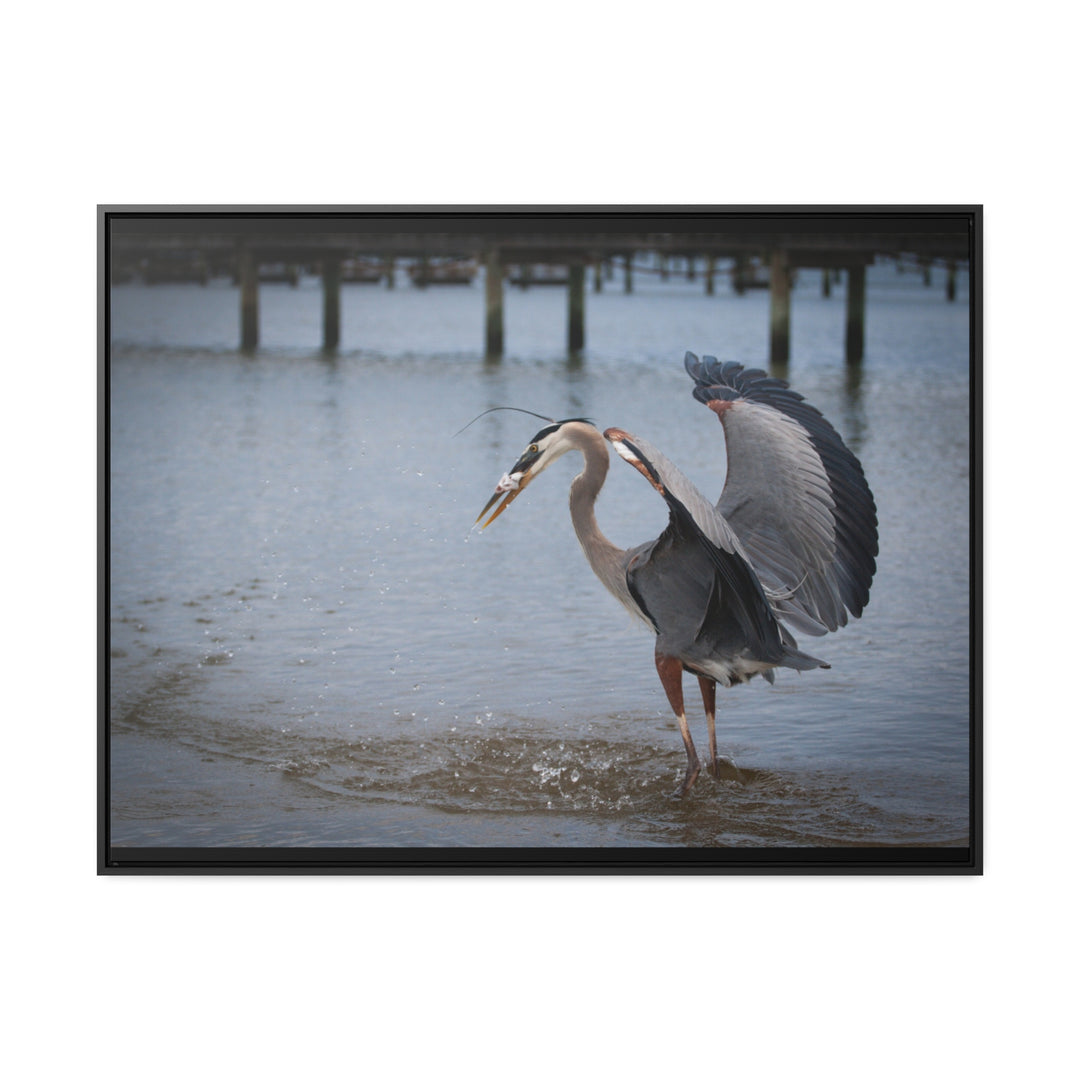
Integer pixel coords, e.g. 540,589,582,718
454,407,595,439
454,406,555,438
527,417,595,443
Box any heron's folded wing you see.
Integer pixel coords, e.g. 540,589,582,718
684,353,878,635
604,428,783,660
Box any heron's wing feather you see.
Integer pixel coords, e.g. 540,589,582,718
684,353,878,635
604,429,784,662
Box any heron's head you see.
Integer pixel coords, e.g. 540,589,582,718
475,419,593,529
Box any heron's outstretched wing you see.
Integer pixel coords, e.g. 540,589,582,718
683,352,878,636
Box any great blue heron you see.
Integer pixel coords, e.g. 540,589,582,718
476,353,878,797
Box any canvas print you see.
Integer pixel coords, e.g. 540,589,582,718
101,209,978,871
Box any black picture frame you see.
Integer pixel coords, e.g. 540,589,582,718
99,205,981,875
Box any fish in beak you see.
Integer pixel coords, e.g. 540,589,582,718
475,439,548,529
475,462,535,529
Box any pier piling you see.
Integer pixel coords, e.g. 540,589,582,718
845,264,866,364
769,250,791,367
239,246,258,350
485,249,504,357
322,257,341,350
624,253,633,293
733,254,747,295
568,264,585,353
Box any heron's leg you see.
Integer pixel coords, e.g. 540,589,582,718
655,653,700,797
698,676,742,781
699,676,719,773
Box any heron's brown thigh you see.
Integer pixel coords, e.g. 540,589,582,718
654,653,685,717
655,653,700,774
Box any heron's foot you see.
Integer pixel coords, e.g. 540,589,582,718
707,754,743,782
671,760,701,799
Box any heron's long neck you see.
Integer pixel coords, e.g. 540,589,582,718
568,427,624,585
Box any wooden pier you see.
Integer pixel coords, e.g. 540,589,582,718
107,212,974,365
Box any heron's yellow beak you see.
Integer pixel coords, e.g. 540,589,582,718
475,469,534,529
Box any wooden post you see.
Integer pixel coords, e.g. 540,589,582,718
568,264,585,353
239,245,258,350
624,252,633,293
946,261,957,301
733,254,747,296
769,250,791,367
593,260,603,293
705,255,715,295
384,257,394,288
659,255,668,281
322,256,341,351
485,248,504,358
822,268,831,298
845,264,866,365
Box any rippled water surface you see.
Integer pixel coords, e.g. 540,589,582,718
108,263,972,848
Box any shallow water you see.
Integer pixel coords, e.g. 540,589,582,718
108,261,972,848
